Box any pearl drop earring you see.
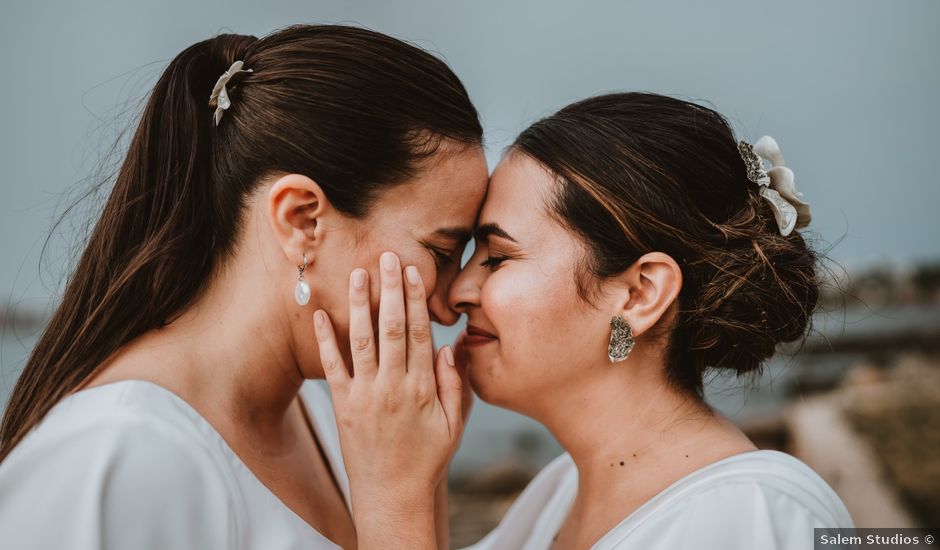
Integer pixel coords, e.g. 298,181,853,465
295,253,311,306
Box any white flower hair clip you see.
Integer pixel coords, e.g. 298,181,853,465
208,60,253,127
737,136,812,236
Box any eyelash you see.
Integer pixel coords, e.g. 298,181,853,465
431,248,454,268
479,255,509,269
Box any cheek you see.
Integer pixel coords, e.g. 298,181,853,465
420,261,441,295
399,255,440,299
481,278,524,328
481,268,574,362
382,248,438,289
370,255,440,315
347,245,432,296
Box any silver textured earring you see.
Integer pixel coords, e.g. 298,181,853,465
294,253,311,306
608,314,635,363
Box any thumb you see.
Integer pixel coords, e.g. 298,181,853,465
454,330,470,384
454,330,473,413
434,345,463,439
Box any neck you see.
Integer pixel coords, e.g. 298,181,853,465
532,351,721,502
135,257,307,447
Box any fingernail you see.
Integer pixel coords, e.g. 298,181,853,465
443,346,455,366
405,265,420,285
352,269,366,289
381,251,397,272
314,310,326,328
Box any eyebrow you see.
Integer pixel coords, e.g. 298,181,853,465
474,223,518,243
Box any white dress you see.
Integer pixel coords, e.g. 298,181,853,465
0,379,350,550
463,449,855,550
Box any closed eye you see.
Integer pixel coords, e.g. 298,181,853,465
479,255,509,269
431,247,455,268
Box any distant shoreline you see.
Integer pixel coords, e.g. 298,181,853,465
0,308,46,334
5,302,940,339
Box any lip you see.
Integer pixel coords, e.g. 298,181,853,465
467,324,497,338
465,323,498,347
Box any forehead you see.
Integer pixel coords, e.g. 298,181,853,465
478,152,555,232
373,145,489,234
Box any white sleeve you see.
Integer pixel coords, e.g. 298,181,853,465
0,416,239,550
602,480,845,550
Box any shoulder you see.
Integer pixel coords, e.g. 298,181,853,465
681,450,854,527
0,381,240,549
600,450,855,550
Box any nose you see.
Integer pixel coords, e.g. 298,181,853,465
447,254,482,316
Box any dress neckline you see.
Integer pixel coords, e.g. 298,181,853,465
60,378,351,542
548,449,793,549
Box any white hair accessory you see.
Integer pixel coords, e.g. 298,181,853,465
737,136,812,236
208,60,253,127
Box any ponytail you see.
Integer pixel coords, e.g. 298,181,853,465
0,35,256,462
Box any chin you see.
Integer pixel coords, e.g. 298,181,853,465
468,380,495,406
466,360,514,410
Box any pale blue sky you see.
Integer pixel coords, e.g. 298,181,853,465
2,0,938,307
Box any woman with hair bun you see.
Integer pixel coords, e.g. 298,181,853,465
316,92,854,549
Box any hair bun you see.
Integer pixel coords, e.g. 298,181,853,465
683,191,821,380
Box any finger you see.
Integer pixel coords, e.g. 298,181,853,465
453,329,469,376
348,267,378,378
454,329,472,387
313,309,350,393
435,346,463,439
454,329,474,423
378,251,407,377
403,265,435,391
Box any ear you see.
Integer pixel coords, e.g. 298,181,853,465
267,173,334,266
612,252,683,337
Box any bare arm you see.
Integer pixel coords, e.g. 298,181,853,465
353,492,438,550
435,475,449,549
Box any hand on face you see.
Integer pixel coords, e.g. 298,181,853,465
313,251,467,519
454,329,474,426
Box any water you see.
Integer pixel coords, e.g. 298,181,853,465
2,304,937,475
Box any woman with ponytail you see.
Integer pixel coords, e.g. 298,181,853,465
0,24,487,549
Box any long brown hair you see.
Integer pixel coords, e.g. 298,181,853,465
0,24,482,463
513,92,830,399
